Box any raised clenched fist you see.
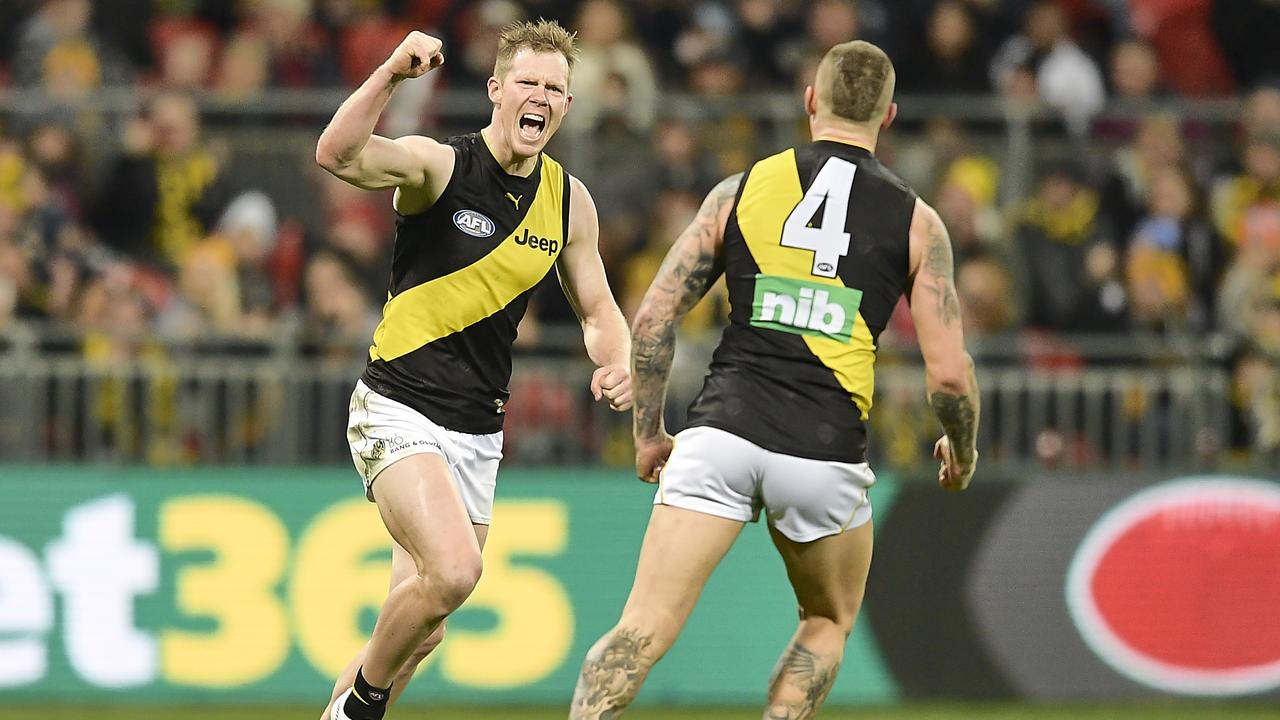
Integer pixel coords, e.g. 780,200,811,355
383,31,444,81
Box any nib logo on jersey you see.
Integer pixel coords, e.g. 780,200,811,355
751,274,862,342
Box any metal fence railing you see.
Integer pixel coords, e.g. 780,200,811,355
0,340,1241,476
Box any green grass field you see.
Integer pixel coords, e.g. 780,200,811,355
6,704,1278,720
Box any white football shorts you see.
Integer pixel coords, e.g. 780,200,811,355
655,425,876,542
346,379,503,525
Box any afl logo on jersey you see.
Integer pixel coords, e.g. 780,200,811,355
453,209,495,238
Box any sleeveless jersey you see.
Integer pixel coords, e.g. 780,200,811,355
361,133,570,434
685,139,916,463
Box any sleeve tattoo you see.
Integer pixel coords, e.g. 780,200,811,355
930,362,979,464
920,211,979,462
921,212,962,326
631,173,741,440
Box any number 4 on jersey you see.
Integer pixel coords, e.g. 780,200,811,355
781,157,856,278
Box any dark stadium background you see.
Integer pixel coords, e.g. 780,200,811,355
0,1,1277,718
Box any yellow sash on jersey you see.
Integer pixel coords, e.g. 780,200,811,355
369,155,566,362
735,148,878,418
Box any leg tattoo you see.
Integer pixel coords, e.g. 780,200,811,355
569,628,656,719
763,643,841,720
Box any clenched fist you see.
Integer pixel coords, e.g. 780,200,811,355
590,364,632,412
383,31,444,82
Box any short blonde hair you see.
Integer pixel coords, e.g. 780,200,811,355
820,40,895,123
494,19,579,80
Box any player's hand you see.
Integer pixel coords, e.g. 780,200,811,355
635,432,673,484
933,436,976,492
383,31,444,82
590,364,632,412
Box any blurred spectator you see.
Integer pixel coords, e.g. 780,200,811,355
957,252,1016,339
687,50,756,178
1108,39,1164,100
213,32,272,101
156,237,243,340
93,91,234,268
1099,115,1185,242
1219,200,1280,457
1015,161,1127,332
805,0,861,55
897,1,991,94
12,0,131,97
1242,84,1280,139
216,190,280,336
1211,130,1280,248
1211,0,1280,92
652,116,720,196
1231,350,1280,459
935,154,1003,263
445,0,525,88
1217,201,1280,343
1129,0,1234,97
0,232,30,328
621,188,701,319
336,5,414,86
241,0,339,88
151,20,218,90
300,248,378,362
732,0,797,87
1126,166,1222,331
25,122,84,219
78,261,158,361
568,0,658,135
312,168,391,301
990,0,1106,136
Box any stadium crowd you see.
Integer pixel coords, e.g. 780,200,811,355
0,0,1278,459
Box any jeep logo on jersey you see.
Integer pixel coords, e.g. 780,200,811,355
750,274,862,342
1066,478,1280,695
513,227,559,255
453,209,495,238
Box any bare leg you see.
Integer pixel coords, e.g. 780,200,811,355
569,505,743,719
321,452,481,720
762,520,873,720
360,453,483,688
321,525,489,719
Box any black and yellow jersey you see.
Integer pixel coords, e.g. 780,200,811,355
360,133,569,434
685,139,916,463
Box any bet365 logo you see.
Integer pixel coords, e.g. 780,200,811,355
750,274,862,342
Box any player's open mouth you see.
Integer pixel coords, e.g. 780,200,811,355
518,112,547,142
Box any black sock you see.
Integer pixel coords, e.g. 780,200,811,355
342,667,391,720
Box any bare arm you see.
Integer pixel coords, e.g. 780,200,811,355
314,31,453,197
907,198,980,489
630,173,740,478
558,177,633,410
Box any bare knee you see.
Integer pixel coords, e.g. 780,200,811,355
613,610,682,661
433,552,483,613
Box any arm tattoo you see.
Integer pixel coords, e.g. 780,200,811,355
922,212,961,326
930,360,979,464
764,643,841,719
631,173,741,439
570,628,655,719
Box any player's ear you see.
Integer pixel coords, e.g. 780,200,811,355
803,85,817,117
881,102,898,130
563,91,574,115
487,76,501,105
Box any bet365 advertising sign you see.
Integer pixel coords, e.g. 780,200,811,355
0,467,1276,703
0,467,897,704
